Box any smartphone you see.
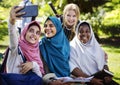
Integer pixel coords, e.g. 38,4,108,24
16,5,38,17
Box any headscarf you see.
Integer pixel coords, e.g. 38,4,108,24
40,17,70,77
69,21,106,76
19,21,44,74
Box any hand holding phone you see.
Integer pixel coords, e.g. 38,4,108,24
16,5,38,17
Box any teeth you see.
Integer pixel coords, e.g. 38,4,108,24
83,37,87,40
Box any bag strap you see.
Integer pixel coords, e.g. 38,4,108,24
0,47,9,73
18,46,26,63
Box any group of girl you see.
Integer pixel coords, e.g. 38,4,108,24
2,2,119,85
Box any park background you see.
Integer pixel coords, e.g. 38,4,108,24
0,0,120,84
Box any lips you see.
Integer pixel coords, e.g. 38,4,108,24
30,35,36,41
45,29,53,36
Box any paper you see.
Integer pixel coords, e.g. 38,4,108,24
56,76,93,83
103,69,113,76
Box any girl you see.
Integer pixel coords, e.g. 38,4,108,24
69,21,118,85
40,16,71,85
62,3,80,41
6,6,44,77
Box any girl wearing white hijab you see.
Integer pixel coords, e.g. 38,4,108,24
69,21,115,85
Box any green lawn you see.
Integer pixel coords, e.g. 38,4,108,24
0,36,120,84
102,45,120,84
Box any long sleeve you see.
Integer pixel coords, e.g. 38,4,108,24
7,22,23,73
32,61,42,77
8,22,19,50
69,47,78,72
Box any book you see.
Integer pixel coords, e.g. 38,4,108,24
55,76,94,83
92,69,114,79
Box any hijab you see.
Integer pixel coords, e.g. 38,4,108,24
40,16,70,77
19,21,44,74
69,21,106,75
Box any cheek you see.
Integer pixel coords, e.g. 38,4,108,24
36,35,40,39
77,34,81,39
44,28,47,33
87,34,91,38
25,33,28,39
65,16,69,20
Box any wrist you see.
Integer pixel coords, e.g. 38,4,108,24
90,77,95,84
9,18,15,25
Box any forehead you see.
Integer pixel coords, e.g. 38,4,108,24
66,10,76,14
79,24,90,30
45,20,54,24
28,25,40,30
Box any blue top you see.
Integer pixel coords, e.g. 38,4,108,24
40,16,70,77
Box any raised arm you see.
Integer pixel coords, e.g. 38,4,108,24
9,6,25,49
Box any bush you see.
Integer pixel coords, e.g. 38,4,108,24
0,21,8,40
101,9,120,37
102,24,120,37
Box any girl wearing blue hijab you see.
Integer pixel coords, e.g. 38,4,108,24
40,16,70,77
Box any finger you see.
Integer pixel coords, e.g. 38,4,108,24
20,66,29,74
14,6,25,17
16,17,22,20
16,12,25,17
14,6,24,13
20,68,28,74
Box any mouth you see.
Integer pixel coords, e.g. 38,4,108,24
30,36,36,41
45,30,53,35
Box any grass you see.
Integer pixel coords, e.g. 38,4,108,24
0,36,120,84
102,45,120,83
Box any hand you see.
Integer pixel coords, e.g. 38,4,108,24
48,79,64,85
91,78,104,85
104,76,112,83
18,61,33,74
104,52,108,62
9,6,25,25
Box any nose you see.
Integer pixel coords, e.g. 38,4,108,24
69,16,73,20
33,32,37,37
81,32,87,36
45,26,50,29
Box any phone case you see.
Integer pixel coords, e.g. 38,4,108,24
19,5,38,17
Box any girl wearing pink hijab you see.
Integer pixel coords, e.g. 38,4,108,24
6,6,44,77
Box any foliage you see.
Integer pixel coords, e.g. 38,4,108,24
80,7,105,39
101,2,120,37
0,0,120,38
102,24,120,37
0,0,19,8
80,1,120,37
0,21,8,40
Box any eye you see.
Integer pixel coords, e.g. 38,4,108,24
49,24,54,27
36,31,40,35
73,15,76,18
29,28,34,33
67,14,70,17
80,30,83,33
86,31,90,33
86,29,90,33
44,24,47,28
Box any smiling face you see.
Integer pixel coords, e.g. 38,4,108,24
44,20,57,38
25,25,40,44
77,24,91,44
64,10,77,28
